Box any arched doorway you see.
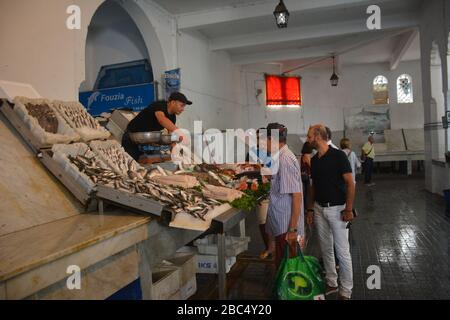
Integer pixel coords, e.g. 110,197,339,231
81,0,151,91
81,1,152,92
79,0,167,115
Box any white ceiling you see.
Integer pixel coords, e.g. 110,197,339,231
152,0,271,15
149,0,423,67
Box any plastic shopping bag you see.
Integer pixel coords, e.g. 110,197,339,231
274,245,325,300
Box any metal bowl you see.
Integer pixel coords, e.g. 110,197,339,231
128,131,162,144
128,131,178,145
160,134,174,145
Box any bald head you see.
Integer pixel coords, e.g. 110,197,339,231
309,124,328,141
307,124,328,150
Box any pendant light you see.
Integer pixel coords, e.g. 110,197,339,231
274,0,289,28
330,55,339,87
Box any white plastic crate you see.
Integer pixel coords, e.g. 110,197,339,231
106,119,124,142
176,246,237,275
194,234,250,257
179,276,197,300
196,254,237,274
164,252,196,288
151,266,180,300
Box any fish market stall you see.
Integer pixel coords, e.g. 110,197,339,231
0,83,265,299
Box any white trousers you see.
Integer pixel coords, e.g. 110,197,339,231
314,203,353,298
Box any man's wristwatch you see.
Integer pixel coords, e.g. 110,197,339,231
288,227,297,233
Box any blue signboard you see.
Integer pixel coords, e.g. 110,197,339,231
79,83,155,116
163,68,180,99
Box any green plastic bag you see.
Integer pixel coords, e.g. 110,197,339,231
274,245,326,300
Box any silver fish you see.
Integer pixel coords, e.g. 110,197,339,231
208,171,226,186
156,165,167,176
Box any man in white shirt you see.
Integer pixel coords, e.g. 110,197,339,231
325,127,339,150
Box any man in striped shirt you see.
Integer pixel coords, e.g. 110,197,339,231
264,123,304,269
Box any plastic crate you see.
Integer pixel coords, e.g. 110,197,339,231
194,234,250,257
196,254,237,274
179,276,197,300
151,266,180,300
164,252,196,288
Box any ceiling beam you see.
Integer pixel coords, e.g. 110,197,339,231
389,28,418,70
231,28,410,66
177,0,394,31
231,46,333,65
213,13,417,52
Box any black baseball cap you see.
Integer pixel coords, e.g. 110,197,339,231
168,92,192,105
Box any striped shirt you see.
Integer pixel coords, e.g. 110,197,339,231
266,145,304,237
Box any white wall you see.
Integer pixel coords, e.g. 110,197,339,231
0,0,104,100
82,1,150,91
0,0,169,100
168,30,243,132
239,60,424,134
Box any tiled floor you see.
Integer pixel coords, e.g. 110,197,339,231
192,174,450,300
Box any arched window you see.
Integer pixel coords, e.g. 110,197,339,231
373,75,389,104
397,74,413,103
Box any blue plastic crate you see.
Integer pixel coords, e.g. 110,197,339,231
106,279,142,300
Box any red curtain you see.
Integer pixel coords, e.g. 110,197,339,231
265,74,301,106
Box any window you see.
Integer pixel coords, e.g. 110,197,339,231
397,74,413,103
373,75,389,104
265,74,301,107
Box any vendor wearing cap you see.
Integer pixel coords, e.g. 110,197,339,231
122,92,192,160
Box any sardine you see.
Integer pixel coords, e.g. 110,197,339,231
208,171,226,186
156,165,167,176
128,170,141,180
159,195,173,203
180,191,188,202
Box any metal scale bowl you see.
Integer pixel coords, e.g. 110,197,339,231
128,131,178,164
